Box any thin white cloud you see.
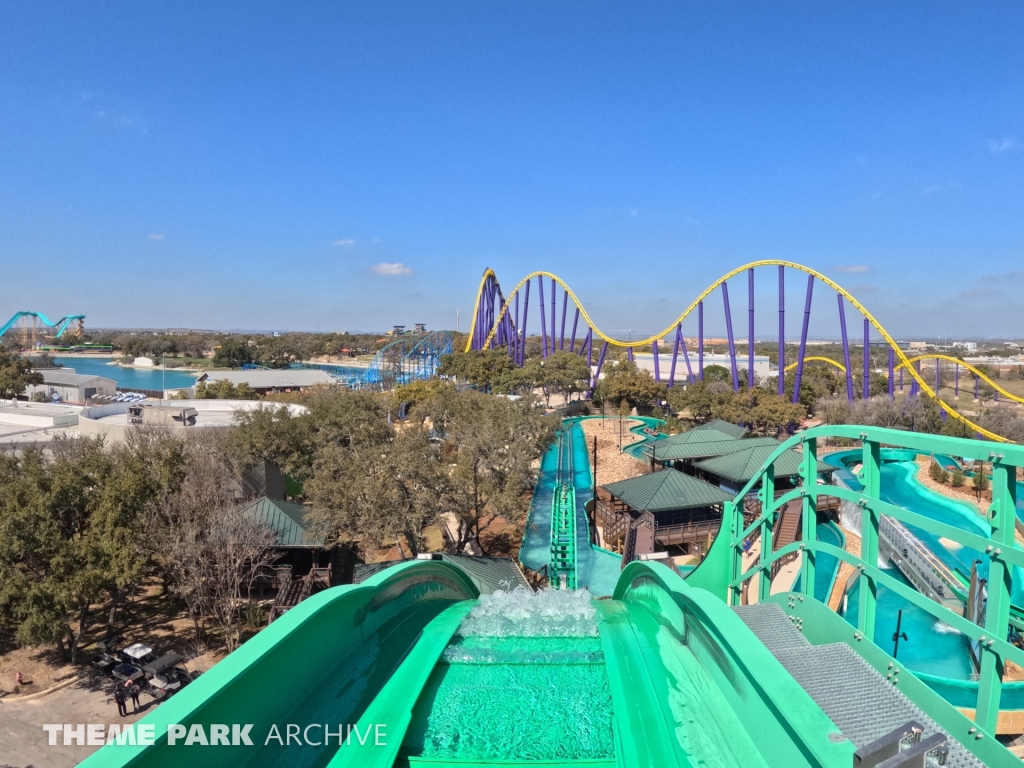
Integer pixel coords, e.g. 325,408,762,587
332,238,355,247
834,265,870,274
371,262,414,276
988,138,1016,154
147,233,165,240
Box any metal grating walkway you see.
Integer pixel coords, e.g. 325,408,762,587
734,603,982,768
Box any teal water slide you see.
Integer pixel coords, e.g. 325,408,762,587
81,557,858,768
81,555,1011,767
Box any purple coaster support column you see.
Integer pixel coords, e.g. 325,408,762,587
520,280,531,367
559,290,568,350
792,274,814,404
586,328,593,367
698,301,704,381
837,294,853,401
935,358,940,394
668,325,681,388
681,333,695,384
538,275,548,359
722,282,739,391
594,341,609,386
748,267,755,389
778,265,785,396
569,307,580,353
975,376,979,400
496,298,505,348
863,318,870,399
900,368,904,392
549,277,556,357
888,349,894,399
513,290,520,363
955,364,959,397
652,341,660,382
627,346,634,363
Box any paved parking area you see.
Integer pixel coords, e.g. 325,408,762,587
0,671,156,767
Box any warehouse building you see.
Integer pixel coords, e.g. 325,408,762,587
25,369,117,403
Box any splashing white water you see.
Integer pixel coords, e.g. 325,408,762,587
933,621,963,636
459,587,599,637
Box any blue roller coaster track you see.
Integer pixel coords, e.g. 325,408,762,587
293,331,453,390
0,311,85,339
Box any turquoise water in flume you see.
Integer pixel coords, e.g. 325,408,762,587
404,589,615,762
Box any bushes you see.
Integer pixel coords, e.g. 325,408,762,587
951,470,965,488
929,459,949,484
973,464,989,493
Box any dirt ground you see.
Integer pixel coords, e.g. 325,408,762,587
580,417,650,487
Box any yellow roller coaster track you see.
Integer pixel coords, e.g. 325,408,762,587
467,261,1013,442
781,356,850,375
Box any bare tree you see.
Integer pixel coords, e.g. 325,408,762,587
154,431,277,651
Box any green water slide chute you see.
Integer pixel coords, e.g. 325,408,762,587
79,561,480,768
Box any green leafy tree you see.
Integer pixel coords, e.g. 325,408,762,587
212,337,254,368
192,380,261,400
0,349,43,398
595,360,667,412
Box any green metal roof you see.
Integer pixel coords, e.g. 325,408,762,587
694,445,834,484
353,554,531,594
601,469,733,512
692,419,748,439
237,496,326,548
649,434,783,462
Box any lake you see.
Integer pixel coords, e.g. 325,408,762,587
53,357,200,391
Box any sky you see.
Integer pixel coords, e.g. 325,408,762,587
1,2,1022,338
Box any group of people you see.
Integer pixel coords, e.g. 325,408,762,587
113,680,142,717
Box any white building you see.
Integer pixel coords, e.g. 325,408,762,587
630,352,771,383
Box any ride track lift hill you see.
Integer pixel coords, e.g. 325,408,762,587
465,261,1017,442
549,427,579,590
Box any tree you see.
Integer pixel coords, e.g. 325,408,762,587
212,337,254,368
192,380,261,400
0,436,176,662
438,349,516,392
0,349,43,398
306,427,443,557
524,351,592,405
595,360,667,412
973,462,989,496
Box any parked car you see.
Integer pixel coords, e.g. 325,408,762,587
112,663,145,684
90,653,118,674
96,636,124,655
119,643,157,666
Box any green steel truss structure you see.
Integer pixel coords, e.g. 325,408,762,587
689,424,1024,737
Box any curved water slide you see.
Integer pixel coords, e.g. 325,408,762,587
467,261,1015,441
0,310,84,338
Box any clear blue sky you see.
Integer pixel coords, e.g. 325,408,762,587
1,2,1021,338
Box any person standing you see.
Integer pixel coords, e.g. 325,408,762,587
128,682,141,713
113,685,127,718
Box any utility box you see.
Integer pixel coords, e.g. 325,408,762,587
127,404,199,427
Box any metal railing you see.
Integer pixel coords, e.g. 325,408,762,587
716,425,1024,735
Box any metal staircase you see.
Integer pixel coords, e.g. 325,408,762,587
735,603,978,768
